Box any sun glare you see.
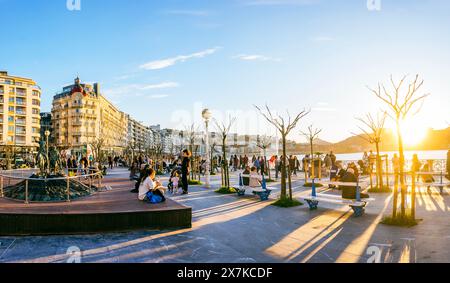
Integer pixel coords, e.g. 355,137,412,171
400,119,428,146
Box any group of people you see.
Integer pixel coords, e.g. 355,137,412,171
130,149,193,203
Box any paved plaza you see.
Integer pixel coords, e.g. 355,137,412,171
0,168,449,263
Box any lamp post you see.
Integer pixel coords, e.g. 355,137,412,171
45,130,50,174
202,109,212,188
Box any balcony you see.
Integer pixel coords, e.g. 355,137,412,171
16,101,26,106
16,120,26,125
16,111,26,116
16,91,27,97
15,131,26,136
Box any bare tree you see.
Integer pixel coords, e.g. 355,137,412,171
354,112,387,190
185,124,200,180
214,116,236,189
255,105,310,201
91,137,105,163
369,74,430,220
300,125,322,183
256,135,273,180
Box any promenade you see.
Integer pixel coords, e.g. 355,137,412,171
0,167,449,263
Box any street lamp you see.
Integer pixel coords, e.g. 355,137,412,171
202,109,212,188
45,130,50,174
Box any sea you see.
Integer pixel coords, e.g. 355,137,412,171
297,150,448,162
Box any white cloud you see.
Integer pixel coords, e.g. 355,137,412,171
140,47,221,70
140,82,179,90
233,54,281,62
103,82,179,100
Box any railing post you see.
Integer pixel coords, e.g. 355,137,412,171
25,179,29,204
66,176,70,202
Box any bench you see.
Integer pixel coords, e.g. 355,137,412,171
301,179,374,217
237,173,273,201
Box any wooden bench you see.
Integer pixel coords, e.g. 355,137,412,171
301,180,374,217
237,173,273,201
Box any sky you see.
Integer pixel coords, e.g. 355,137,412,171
1,0,449,143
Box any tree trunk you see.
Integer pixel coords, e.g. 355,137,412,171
222,139,228,188
396,119,406,219
280,135,287,199
375,142,384,190
310,141,314,179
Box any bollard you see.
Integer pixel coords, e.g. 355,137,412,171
312,178,317,197
356,179,361,202
25,179,29,204
66,177,70,202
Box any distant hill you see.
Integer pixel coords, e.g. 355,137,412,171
292,127,450,154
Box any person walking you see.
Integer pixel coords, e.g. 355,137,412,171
181,149,191,195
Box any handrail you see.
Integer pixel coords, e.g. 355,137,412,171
0,170,103,204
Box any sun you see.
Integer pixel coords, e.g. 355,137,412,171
399,119,428,146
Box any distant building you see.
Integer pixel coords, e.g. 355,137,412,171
0,71,41,154
126,115,150,153
40,112,54,145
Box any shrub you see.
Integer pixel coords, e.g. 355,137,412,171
303,183,323,188
272,197,303,208
215,187,237,194
381,213,420,227
188,180,203,185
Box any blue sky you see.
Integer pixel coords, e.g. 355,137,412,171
1,0,449,142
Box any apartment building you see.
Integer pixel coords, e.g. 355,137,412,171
51,77,128,157
0,71,41,154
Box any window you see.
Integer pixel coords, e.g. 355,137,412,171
9,97,14,103
32,108,39,115
32,118,39,124
8,116,13,122
8,126,14,132
32,90,39,96
7,136,13,142
32,99,40,106
32,127,39,133
8,106,14,112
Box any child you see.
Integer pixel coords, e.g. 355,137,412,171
171,172,180,194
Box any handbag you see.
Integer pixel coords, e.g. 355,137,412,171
146,190,166,204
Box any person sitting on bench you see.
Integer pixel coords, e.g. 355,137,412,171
340,168,370,200
242,166,251,186
249,167,262,188
420,163,435,194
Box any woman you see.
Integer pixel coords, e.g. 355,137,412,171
181,149,191,195
412,154,421,181
138,168,166,203
249,167,262,188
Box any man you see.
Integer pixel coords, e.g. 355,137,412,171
330,151,337,166
274,156,280,179
181,149,191,195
